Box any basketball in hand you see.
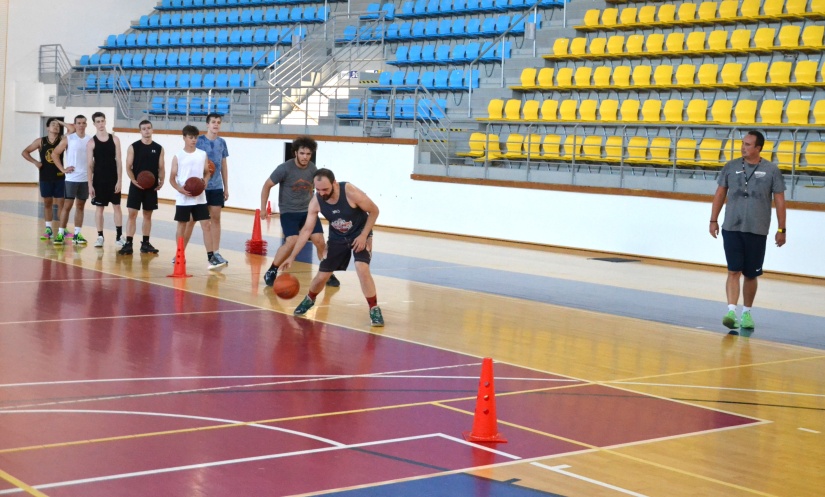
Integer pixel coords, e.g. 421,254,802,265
136,171,156,190
207,159,216,175
184,177,205,196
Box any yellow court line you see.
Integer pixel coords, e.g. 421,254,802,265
0,469,49,497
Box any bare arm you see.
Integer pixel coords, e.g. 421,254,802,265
52,137,69,173
169,156,181,193
260,178,275,220
21,138,42,168
709,185,727,238
280,196,322,271
125,143,138,187
345,183,380,253
157,148,166,191
87,139,97,198
774,192,786,247
221,157,229,200
58,120,76,135
114,136,123,193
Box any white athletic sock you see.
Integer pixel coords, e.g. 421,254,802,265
45,222,50,230
58,228,65,235
74,227,81,235
727,304,736,312
743,306,752,314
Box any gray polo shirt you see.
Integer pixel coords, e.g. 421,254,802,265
718,157,785,236
269,158,317,213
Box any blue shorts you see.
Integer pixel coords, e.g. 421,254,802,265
722,230,767,278
280,212,324,238
40,180,65,199
205,189,224,207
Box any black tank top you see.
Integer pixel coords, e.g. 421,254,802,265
92,134,117,181
131,140,163,188
318,182,368,242
39,136,64,181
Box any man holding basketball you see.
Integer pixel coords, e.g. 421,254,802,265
280,168,384,327
259,136,339,288
120,120,164,256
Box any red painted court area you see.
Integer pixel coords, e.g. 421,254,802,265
0,251,759,496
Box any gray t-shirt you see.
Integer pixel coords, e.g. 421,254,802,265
268,158,317,213
717,157,785,236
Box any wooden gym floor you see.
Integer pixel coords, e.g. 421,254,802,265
0,185,823,496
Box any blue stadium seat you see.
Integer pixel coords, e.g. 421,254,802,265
228,30,241,44
205,30,217,45
338,98,364,119
217,29,229,45
179,52,191,67
215,11,228,25
171,13,182,26
193,12,205,25
266,28,280,44
304,6,318,22
178,73,191,88
149,96,165,115
317,6,328,22
388,45,409,65
226,10,240,25
265,8,278,23
421,44,435,64
252,9,264,24
161,14,172,27
480,17,497,36
104,35,116,48
423,20,438,38
140,73,153,88
158,32,171,46
466,18,481,37
215,97,230,115
403,70,420,90
216,51,229,67
373,71,393,91
126,34,137,47
228,51,241,67
435,44,450,63
203,73,216,87
381,3,395,20
453,0,467,12
450,44,466,63
147,32,159,47
137,33,148,47
138,15,149,28
370,98,390,119
391,70,407,86
433,69,449,90
183,13,194,26
240,50,253,66
190,73,203,88
189,97,204,115
132,53,144,68
400,1,414,17
193,31,205,45
362,3,381,20
420,71,435,89
385,23,400,40
99,53,111,66
253,28,266,44
407,44,423,64
437,19,451,37
165,74,177,88
229,73,242,88
83,73,97,90
169,32,181,46
191,51,204,67
240,9,253,24
144,53,156,68
242,72,256,88
112,53,124,66
426,0,439,15
204,12,216,25
398,22,413,39
155,52,168,68
203,52,217,67
413,0,427,16
78,55,90,67
153,73,166,88
88,53,101,65
440,0,454,14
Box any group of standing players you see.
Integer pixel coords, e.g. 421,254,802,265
25,119,384,326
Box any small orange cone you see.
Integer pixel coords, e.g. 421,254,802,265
245,209,268,255
266,200,272,217
463,358,507,443
167,237,192,278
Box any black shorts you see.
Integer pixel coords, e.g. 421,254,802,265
722,229,767,278
91,183,122,207
319,236,372,272
205,189,224,207
127,184,159,211
175,204,210,222
280,212,324,238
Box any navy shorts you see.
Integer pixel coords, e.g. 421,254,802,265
722,229,768,278
280,212,324,238
175,204,210,222
126,184,159,211
319,235,372,272
40,180,65,199
205,189,224,207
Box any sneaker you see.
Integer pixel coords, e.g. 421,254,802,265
208,255,227,271
264,267,277,287
94,235,104,248
293,296,315,315
326,274,341,287
119,242,133,255
74,233,88,245
115,237,125,248
740,311,755,329
41,227,53,240
722,310,739,330
370,306,385,327
213,252,228,265
140,241,159,254
53,232,65,245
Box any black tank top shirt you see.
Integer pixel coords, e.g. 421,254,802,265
318,182,369,243
39,136,64,182
131,140,163,188
92,134,117,187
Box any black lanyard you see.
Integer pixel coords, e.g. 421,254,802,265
742,159,760,197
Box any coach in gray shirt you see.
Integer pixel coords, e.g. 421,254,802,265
709,130,786,331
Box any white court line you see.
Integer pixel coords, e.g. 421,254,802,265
798,427,820,434
0,409,344,447
532,462,650,497
0,308,262,327
0,434,441,495
0,276,125,285
611,381,825,399
435,434,521,460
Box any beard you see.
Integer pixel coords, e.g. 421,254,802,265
320,192,332,201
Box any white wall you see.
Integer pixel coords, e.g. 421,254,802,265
116,130,825,278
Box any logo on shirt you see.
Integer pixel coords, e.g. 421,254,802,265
754,171,766,178
735,170,744,174
331,219,353,233
291,179,313,193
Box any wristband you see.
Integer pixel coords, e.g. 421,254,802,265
710,220,718,223
777,228,786,233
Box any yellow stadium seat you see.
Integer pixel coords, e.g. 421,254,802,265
599,99,619,121
814,100,825,125
646,33,665,53
503,134,526,159
775,141,800,170
653,64,674,86
783,0,807,19
582,9,600,28
768,61,792,85
675,64,697,86
503,99,522,121
461,133,501,160
665,32,686,52
612,66,632,86
641,100,662,121
753,28,776,51
711,99,733,123
631,65,652,86
707,30,728,51
579,99,598,121
730,29,752,51
476,134,503,162
657,4,677,22
522,100,540,121
801,25,825,50
718,0,739,20
638,6,656,24
620,99,640,121
720,63,743,86
552,38,570,56
540,134,562,159
574,67,593,87
523,134,542,161
739,0,760,18
734,99,757,123
762,0,784,18
606,35,625,55
649,137,672,163
810,0,825,15
457,132,487,158
697,63,719,86
593,66,612,87
744,62,768,85
625,34,644,54
556,67,574,87
540,99,559,121
589,37,608,56
759,100,783,124
686,100,709,122
581,135,603,160
804,142,825,170
515,68,537,90
762,141,775,162
686,31,707,51
778,25,802,49
676,137,698,163
794,60,817,85
603,135,624,162
696,1,718,22
480,99,504,121
601,8,619,27
559,99,578,120
721,139,742,162
677,2,697,22
570,37,587,56
786,99,811,124
627,136,649,162
697,138,724,166
620,7,638,25
663,99,685,122
561,135,582,159
537,68,555,88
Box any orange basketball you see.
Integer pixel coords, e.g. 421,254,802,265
136,171,155,190
273,273,300,299
184,177,205,196
207,159,216,175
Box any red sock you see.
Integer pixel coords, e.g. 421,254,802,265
308,290,319,301
366,295,377,308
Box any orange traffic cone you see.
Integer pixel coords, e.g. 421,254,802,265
167,237,192,278
245,209,268,255
463,358,507,443
266,200,272,217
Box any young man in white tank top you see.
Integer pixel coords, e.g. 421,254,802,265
51,115,92,245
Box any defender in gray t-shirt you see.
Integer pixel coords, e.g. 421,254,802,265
709,131,787,331
259,136,339,288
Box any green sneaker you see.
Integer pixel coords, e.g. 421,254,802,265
740,311,755,329
53,232,65,245
722,310,739,330
293,296,315,315
74,233,88,245
41,227,53,240
369,306,384,327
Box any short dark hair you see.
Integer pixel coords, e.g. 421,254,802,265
205,113,222,124
74,114,86,124
747,130,765,150
182,125,200,137
91,111,106,122
293,136,317,154
45,117,63,135
314,168,335,184
138,119,152,128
